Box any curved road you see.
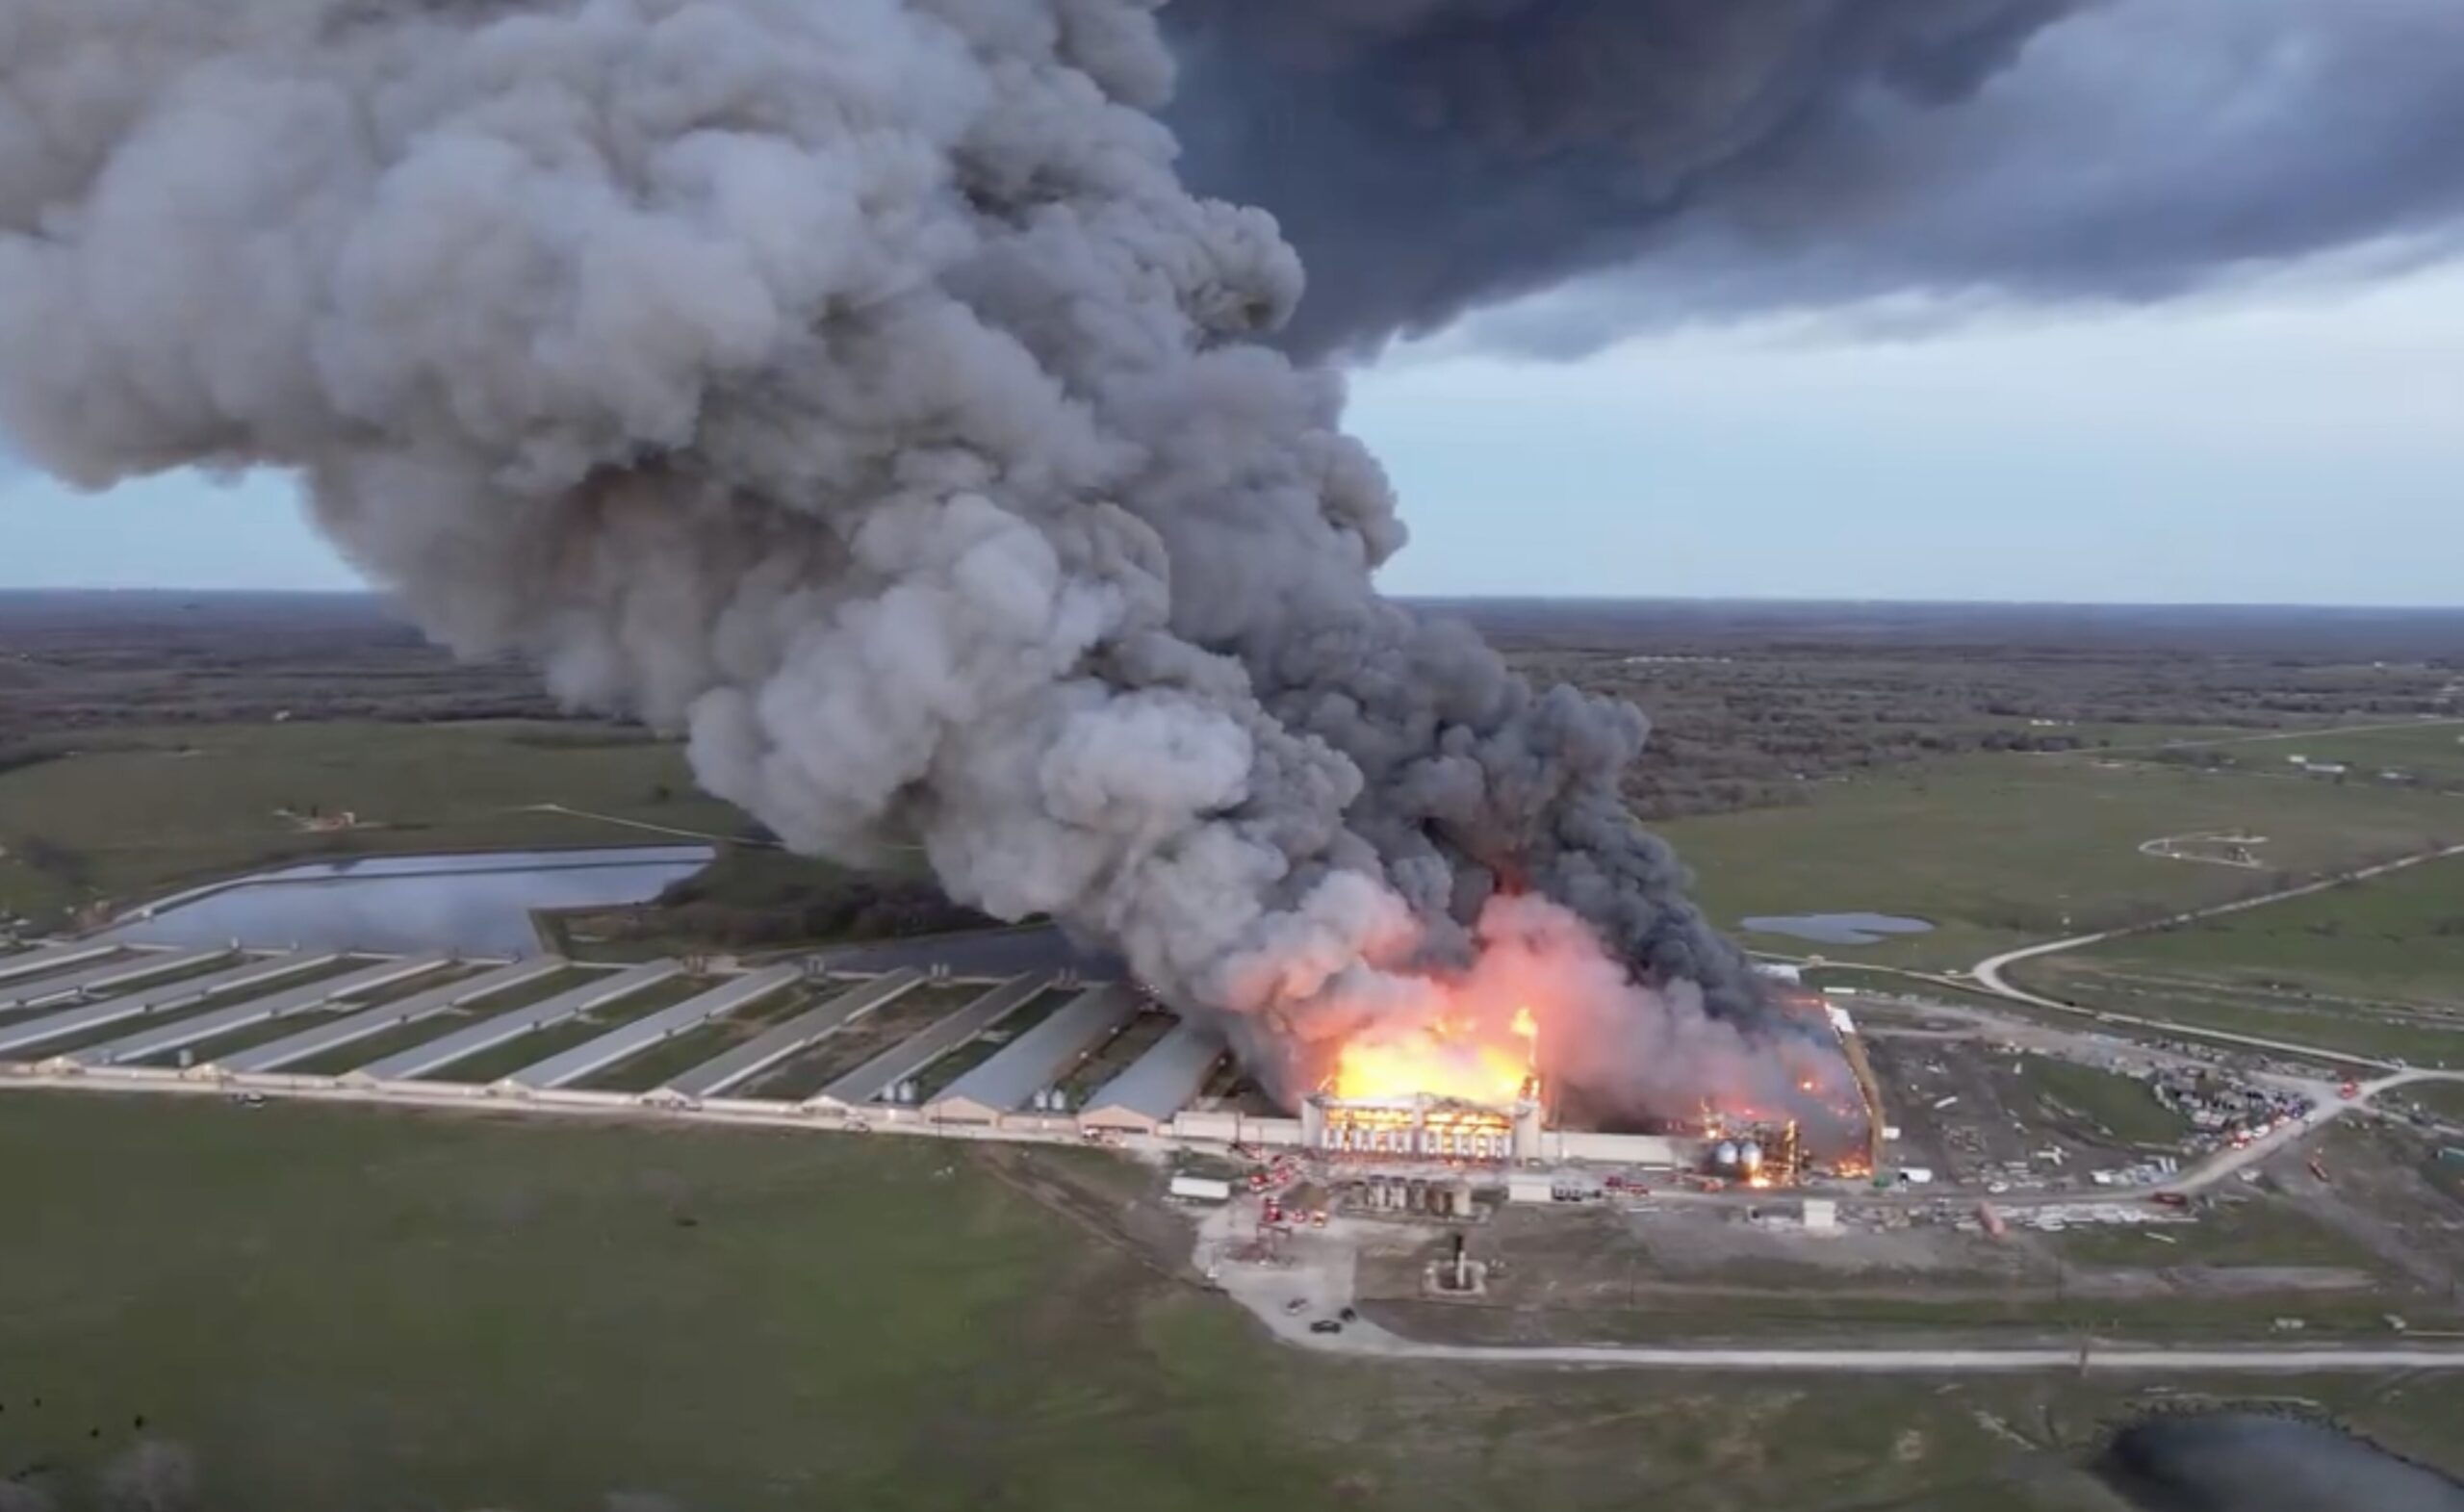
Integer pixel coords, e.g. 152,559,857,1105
1971,843,2464,1014
1953,842,2464,1069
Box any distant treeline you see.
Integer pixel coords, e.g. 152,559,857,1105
10,591,2460,829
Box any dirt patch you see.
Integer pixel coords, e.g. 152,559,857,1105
1353,1202,2039,1320
2267,1122,2464,1293
1868,1035,2187,1192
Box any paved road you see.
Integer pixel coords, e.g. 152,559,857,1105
518,803,775,850
1963,843,2464,1068
1318,1318,2464,1371
1972,843,2464,1004
1316,1336,2464,1372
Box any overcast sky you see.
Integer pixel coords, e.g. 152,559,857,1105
8,259,2461,605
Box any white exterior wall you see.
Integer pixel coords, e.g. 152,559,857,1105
1245,1117,1305,1147
1547,1131,1683,1167
1173,1109,1242,1143
1506,1172,1557,1204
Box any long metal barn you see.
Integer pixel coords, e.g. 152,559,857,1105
0,941,1322,1150
0,940,116,987
1077,1021,1228,1137
69,956,452,1068
654,968,928,1104
925,985,1142,1124
811,973,1052,1111
0,947,235,1013
350,961,683,1084
220,959,567,1076
0,952,339,1058
500,964,806,1094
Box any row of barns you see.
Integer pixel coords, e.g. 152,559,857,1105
0,938,1296,1143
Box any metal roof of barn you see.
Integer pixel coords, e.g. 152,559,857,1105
0,940,119,987
0,947,233,1012
351,960,683,1083
1077,1018,1225,1132
656,968,925,1100
926,984,1142,1123
0,952,335,1057
218,958,562,1074
810,973,1052,1110
70,956,452,1067
501,964,805,1091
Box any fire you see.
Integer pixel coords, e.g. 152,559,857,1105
1330,1005,1539,1106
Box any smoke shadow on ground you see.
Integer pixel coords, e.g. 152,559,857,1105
2093,1411,2464,1512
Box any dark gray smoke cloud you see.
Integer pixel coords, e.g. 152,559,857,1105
0,0,1775,1110
1164,0,2464,357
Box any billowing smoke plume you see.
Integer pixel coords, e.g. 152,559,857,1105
1166,0,2464,356
0,0,1773,1108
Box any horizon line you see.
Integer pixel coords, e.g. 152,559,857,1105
4,585,2463,616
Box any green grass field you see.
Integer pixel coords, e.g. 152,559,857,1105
2048,1197,2386,1269
2058,854,2464,1005
1657,754,2464,970
2003,855,2464,1065
4,1092,2460,1512
2215,722,2464,788
2393,1081,2464,1124
2017,960,2464,1067
0,721,747,924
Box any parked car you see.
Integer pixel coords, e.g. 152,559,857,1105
1309,1320,1343,1336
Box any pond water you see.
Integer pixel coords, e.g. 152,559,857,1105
100,847,714,959
1738,912,1937,946
2096,1412,2464,1512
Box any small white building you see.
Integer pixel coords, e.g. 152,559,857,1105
1507,1170,1603,1204
1168,1174,1232,1204
1506,1171,1559,1204
1801,1199,1839,1234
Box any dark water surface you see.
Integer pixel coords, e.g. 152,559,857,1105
100,847,713,958
1738,911,1936,946
2096,1413,2464,1512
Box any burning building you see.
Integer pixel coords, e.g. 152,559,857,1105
1302,1091,1543,1165
1300,1005,1545,1163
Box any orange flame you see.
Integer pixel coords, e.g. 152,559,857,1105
1331,1010,1536,1106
